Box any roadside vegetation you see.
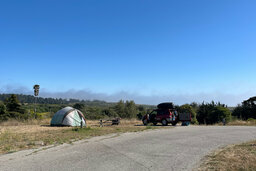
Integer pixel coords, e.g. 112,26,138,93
1,94,256,126
198,140,256,171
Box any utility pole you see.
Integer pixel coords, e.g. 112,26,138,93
33,84,40,119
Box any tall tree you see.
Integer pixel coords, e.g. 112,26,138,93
4,94,24,113
125,100,138,118
114,100,126,118
0,101,8,121
232,96,256,120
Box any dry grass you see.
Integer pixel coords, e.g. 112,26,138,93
227,120,256,126
0,118,51,126
198,140,256,171
0,119,163,154
213,120,256,126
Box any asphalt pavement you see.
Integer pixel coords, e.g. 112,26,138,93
1,126,256,171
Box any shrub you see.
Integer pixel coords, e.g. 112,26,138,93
247,118,256,122
197,102,231,125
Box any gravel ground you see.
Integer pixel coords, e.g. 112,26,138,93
0,126,256,171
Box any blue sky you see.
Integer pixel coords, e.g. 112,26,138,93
0,0,256,106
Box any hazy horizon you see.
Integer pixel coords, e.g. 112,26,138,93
0,84,253,106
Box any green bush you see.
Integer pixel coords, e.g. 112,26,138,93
247,118,256,122
35,113,44,120
197,102,231,125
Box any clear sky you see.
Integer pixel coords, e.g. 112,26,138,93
0,0,255,106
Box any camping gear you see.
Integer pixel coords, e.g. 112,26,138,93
179,113,191,121
99,118,121,127
50,106,86,127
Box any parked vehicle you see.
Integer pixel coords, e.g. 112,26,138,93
142,103,191,126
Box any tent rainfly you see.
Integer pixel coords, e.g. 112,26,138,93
50,106,86,127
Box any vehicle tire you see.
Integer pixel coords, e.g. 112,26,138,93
143,119,148,125
171,121,178,126
153,122,157,126
161,119,168,126
150,114,156,122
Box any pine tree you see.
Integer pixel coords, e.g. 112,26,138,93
4,94,24,113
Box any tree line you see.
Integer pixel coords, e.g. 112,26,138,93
0,94,256,124
0,93,113,106
0,94,154,121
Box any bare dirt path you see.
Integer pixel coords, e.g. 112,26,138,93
1,126,256,171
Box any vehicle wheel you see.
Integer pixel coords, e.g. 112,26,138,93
153,122,157,126
171,121,178,126
161,119,168,126
143,119,148,125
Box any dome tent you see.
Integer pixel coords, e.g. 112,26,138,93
50,107,86,127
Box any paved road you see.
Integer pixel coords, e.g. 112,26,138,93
1,126,256,171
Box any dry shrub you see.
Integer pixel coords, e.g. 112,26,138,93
228,120,256,126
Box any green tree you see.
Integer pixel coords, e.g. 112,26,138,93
0,101,8,121
4,94,25,119
114,100,126,118
212,106,231,123
0,101,6,114
124,100,138,118
103,108,118,118
83,106,104,120
232,105,244,119
196,102,209,124
73,103,85,111
197,101,231,124
4,94,23,113
138,105,145,112
232,96,256,120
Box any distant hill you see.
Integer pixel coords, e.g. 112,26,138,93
0,93,114,107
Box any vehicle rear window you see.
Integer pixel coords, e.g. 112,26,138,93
157,110,169,115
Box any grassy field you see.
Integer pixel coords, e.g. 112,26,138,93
0,119,166,154
198,140,256,171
